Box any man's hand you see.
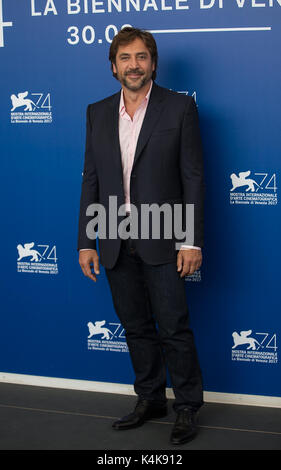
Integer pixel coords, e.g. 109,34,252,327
177,249,202,278
79,249,100,282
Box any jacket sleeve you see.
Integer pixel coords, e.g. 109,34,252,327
77,104,99,251
179,97,205,248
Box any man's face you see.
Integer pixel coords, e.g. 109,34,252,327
112,38,155,92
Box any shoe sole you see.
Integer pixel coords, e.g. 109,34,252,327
170,432,197,445
112,408,168,430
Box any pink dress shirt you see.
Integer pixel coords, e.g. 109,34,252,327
119,80,153,213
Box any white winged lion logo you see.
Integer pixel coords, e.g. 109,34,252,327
87,321,113,340
232,330,260,351
17,242,44,262
230,171,261,193
11,91,38,111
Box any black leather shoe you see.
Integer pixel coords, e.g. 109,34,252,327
112,399,167,430
170,408,198,445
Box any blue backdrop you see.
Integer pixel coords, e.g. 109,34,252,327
1,0,280,400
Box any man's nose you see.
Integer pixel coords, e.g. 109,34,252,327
129,56,139,69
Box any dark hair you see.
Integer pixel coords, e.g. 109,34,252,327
109,27,158,80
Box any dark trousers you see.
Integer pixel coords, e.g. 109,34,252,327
105,233,204,413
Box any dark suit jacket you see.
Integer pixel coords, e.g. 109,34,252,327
77,81,204,269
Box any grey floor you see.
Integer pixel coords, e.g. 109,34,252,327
0,382,280,450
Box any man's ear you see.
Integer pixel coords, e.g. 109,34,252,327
112,62,117,74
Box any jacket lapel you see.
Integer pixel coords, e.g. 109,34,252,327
132,82,165,171
107,82,166,174
108,90,123,177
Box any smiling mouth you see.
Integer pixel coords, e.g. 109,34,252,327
126,71,144,78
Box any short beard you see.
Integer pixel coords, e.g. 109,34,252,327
122,75,148,91
117,69,151,92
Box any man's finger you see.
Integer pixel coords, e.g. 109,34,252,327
87,265,98,282
177,253,183,272
93,257,100,275
178,249,203,277
82,263,97,282
180,260,192,277
79,250,100,282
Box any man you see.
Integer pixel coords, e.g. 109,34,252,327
78,27,204,445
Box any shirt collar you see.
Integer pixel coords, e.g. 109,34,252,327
119,80,153,117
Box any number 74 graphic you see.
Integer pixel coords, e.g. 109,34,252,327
254,173,277,192
31,93,52,111
255,333,277,351
108,323,126,339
